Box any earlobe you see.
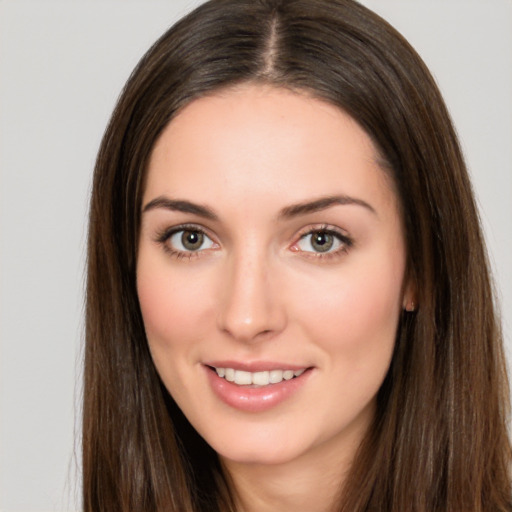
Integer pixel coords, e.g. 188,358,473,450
402,277,418,312
404,300,416,312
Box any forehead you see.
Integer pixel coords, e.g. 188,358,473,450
145,84,397,215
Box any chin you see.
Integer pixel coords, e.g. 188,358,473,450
202,425,314,466
216,443,304,466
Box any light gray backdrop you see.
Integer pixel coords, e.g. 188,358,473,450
1,1,510,511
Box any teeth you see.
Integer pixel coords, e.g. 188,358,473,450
283,370,294,380
234,370,252,385
213,367,307,386
269,369,283,383
252,371,270,386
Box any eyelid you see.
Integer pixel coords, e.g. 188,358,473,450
154,223,219,259
290,224,353,258
153,222,352,261
294,223,351,241
155,222,213,242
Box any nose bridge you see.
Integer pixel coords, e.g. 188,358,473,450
217,240,285,343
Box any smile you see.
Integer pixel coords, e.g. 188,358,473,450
204,364,313,412
213,367,306,386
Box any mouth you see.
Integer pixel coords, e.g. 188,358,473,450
204,362,313,412
207,366,307,387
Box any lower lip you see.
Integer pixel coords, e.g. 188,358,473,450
204,366,312,413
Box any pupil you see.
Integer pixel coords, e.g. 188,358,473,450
182,230,203,251
312,232,333,252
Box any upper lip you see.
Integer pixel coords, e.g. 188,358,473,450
203,360,311,372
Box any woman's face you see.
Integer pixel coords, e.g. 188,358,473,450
137,84,410,467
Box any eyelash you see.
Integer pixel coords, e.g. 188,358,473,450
293,224,353,261
155,223,216,261
154,223,353,261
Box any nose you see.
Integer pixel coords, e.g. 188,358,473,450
216,248,287,344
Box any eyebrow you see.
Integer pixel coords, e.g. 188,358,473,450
142,194,376,220
278,195,376,218
142,196,218,220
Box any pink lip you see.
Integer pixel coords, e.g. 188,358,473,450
203,364,313,413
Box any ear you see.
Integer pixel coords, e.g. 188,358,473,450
402,277,418,312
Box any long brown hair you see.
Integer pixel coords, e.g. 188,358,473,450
84,1,512,510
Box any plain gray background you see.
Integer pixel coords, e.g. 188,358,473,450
1,1,510,511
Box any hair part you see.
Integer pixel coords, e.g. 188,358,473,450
84,1,512,510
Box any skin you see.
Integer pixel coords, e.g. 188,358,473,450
137,84,413,512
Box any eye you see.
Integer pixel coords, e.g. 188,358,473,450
168,228,215,252
295,229,351,254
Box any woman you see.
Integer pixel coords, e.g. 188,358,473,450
84,0,512,510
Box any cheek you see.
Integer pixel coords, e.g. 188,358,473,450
290,250,405,359
136,258,221,408
136,257,214,356
288,253,405,430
